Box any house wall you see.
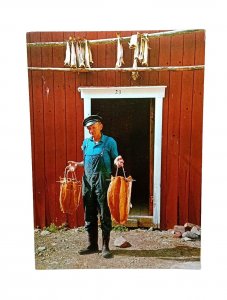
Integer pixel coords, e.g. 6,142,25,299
27,30,205,229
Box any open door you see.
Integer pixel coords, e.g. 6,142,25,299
92,98,155,216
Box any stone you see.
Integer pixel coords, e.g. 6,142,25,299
182,237,192,242
148,227,154,232
75,227,86,233
173,225,185,234
114,236,131,248
182,231,200,239
184,223,201,232
191,226,201,236
37,246,46,252
184,222,196,230
40,230,51,236
173,231,182,238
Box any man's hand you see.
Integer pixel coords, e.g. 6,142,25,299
67,161,84,171
67,161,78,172
114,155,124,168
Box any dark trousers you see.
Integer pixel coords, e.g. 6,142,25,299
82,172,112,235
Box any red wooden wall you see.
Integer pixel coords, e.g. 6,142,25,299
27,30,205,230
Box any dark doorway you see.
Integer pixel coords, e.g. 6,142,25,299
91,98,154,216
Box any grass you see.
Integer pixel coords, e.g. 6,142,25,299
112,225,129,232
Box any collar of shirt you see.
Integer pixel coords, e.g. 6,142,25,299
89,134,105,144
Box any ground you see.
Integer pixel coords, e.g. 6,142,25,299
34,225,201,269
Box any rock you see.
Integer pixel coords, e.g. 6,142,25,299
191,226,201,236
173,225,185,234
184,222,196,230
114,236,131,248
148,227,154,231
173,231,182,238
34,229,40,233
40,230,51,236
182,231,200,239
37,246,46,252
75,227,86,233
184,223,201,232
182,237,192,242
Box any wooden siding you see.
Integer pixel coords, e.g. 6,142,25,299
27,30,205,229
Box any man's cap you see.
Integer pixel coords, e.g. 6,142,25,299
83,115,103,127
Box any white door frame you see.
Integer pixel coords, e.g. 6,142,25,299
78,86,166,228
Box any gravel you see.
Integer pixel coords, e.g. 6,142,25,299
34,227,201,269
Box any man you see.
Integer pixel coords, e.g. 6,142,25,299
68,115,124,258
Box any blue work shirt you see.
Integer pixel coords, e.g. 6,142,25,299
82,134,118,175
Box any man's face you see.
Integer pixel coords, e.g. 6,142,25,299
87,122,103,138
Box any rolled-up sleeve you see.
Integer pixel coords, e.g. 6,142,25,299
109,137,119,160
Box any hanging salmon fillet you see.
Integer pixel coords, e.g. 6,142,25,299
107,168,133,225
58,166,81,215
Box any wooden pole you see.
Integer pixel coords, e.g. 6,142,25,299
27,29,204,48
28,65,205,72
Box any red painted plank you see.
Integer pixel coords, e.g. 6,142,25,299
178,33,196,225
97,31,107,86
189,31,205,225
148,31,160,86
86,31,98,87
26,33,37,227
40,32,56,227
106,31,117,86
158,36,171,229
52,32,67,227
30,32,46,228
165,35,183,229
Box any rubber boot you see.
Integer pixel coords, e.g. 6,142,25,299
78,230,99,255
102,233,112,258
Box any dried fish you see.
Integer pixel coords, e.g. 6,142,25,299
129,34,138,49
64,40,71,66
142,34,149,66
115,34,124,68
84,40,93,68
76,40,85,68
138,35,145,63
131,35,140,80
137,34,149,65
107,175,133,225
59,167,81,215
88,44,93,65
70,41,77,68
